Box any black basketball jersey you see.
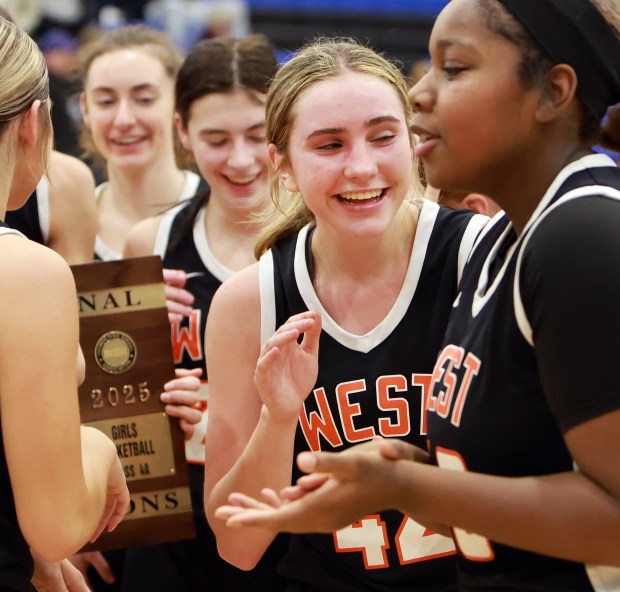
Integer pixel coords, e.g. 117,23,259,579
0,223,35,592
5,179,48,246
426,154,620,591
121,196,288,592
260,200,488,591
155,196,230,465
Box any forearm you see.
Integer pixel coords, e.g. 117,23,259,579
79,426,117,527
19,427,116,562
393,462,620,566
206,406,298,569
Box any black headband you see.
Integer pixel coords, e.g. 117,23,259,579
496,0,620,122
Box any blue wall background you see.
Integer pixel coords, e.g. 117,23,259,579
248,0,449,16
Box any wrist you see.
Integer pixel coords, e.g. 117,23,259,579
259,403,300,431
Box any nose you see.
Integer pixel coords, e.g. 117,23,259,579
408,70,434,113
227,138,254,169
344,141,378,180
113,99,136,127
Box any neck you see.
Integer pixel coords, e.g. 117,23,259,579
106,154,186,218
311,202,417,282
484,137,591,235
203,194,270,272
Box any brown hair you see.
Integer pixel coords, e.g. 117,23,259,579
255,37,416,258
175,33,278,127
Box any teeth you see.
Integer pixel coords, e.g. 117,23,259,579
339,189,383,201
227,175,257,185
115,138,142,145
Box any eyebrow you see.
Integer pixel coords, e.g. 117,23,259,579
91,83,159,93
200,122,265,135
306,115,401,140
436,38,477,52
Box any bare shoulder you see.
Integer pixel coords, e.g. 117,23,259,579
124,215,163,258
207,263,261,348
0,236,75,305
211,263,261,320
48,151,95,191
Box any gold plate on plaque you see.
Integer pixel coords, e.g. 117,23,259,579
85,412,176,481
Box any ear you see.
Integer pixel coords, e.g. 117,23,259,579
268,143,299,192
535,64,578,123
461,193,491,216
174,112,191,151
17,99,41,150
79,92,90,128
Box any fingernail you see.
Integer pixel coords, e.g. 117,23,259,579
297,452,316,472
161,393,170,402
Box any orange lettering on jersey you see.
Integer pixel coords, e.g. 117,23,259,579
451,352,481,427
299,387,343,451
171,309,202,364
429,346,481,427
412,373,433,435
435,345,464,418
377,375,410,437
337,380,375,443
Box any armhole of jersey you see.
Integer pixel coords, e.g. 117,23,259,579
37,176,50,243
457,213,489,285
513,185,620,347
152,203,186,257
259,250,276,348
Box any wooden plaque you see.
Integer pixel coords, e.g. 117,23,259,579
71,256,196,552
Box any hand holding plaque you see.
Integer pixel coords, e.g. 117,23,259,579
71,256,195,551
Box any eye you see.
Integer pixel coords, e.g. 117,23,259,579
442,66,467,79
136,95,156,105
95,97,114,107
315,141,343,151
207,139,227,147
371,133,396,144
249,134,266,144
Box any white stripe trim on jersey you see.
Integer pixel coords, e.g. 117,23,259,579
259,249,276,347
0,227,24,238
152,201,188,257
457,213,489,285
192,208,235,283
466,209,506,266
513,184,620,346
36,176,50,243
471,154,617,320
180,171,201,200
471,222,519,319
294,200,440,353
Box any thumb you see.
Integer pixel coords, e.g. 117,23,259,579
379,439,429,463
174,367,203,378
297,450,353,477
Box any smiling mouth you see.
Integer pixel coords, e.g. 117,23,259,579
337,188,385,204
112,137,145,146
224,174,260,186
